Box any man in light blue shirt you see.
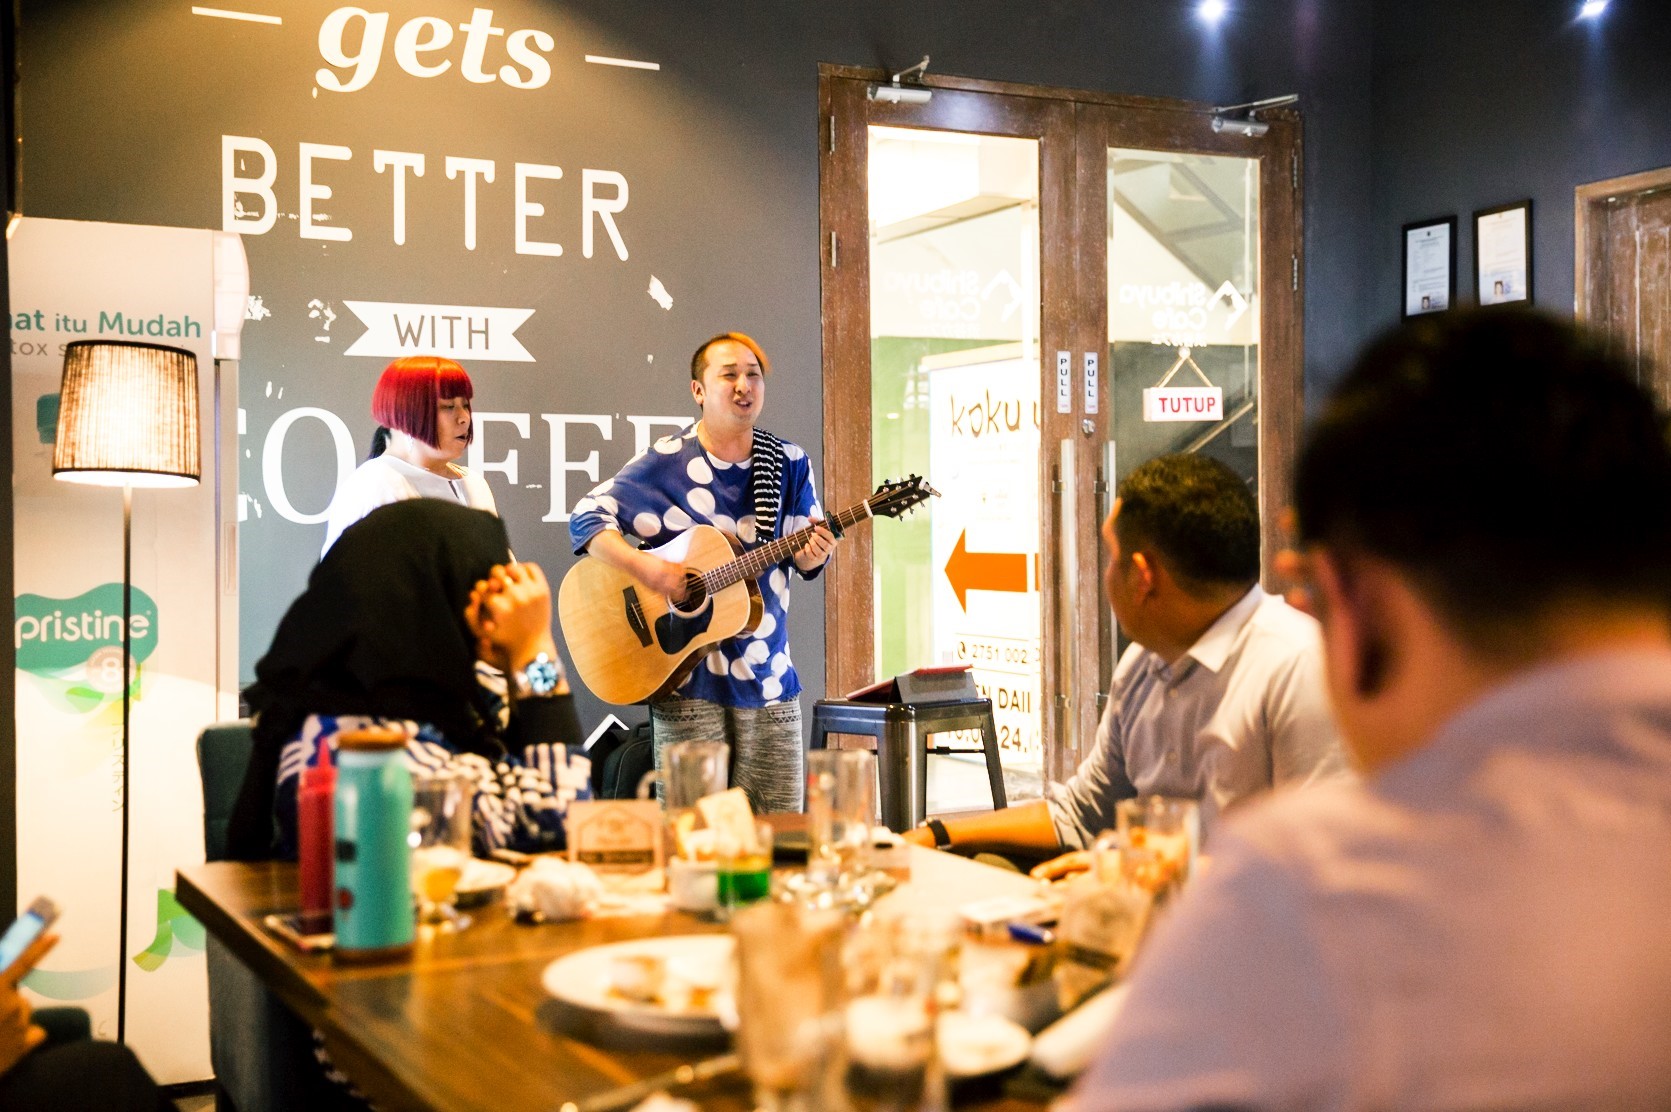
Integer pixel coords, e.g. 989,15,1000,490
907,453,1346,866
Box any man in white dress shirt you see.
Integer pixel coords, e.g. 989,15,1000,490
1073,307,1671,1109
906,453,1346,868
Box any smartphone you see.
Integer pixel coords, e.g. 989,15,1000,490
0,896,60,973
262,913,335,953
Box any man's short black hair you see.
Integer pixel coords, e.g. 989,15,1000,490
1295,307,1671,648
1116,453,1260,592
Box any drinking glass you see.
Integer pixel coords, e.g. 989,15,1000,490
805,749,875,892
842,911,954,1112
716,819,774,914
1114,795,1200,900
732,901,847,1112
409,771,474,930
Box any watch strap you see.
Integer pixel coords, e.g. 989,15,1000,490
926,818,952,849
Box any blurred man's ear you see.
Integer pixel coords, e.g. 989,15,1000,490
1128,550,1158,599
1312,549,1390,699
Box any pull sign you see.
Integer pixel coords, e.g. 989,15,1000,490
1143,386,1223,423
1056,350,1072,414
1082,352,1099,415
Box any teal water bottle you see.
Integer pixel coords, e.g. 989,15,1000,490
333,728,414,960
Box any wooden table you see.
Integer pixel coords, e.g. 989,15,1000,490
176,847,1048,1112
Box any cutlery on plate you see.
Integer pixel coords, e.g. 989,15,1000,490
558,1051,742,1112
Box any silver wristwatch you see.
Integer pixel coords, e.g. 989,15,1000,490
512,653,561,700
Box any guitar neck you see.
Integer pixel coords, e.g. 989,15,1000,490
700,500,874,593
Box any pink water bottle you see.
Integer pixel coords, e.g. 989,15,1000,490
297,737,336,933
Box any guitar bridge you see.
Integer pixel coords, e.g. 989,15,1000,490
622,587,652,647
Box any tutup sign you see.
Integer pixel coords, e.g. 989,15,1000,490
1143,386,1224,423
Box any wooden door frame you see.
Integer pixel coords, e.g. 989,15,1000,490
1575,165,1671,395
818,66,1305,768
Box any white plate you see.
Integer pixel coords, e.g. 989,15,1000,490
541,934,735,1035
457,858,517,895
939,1011,1033,1079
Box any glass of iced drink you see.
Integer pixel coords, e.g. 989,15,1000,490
410,771,474,930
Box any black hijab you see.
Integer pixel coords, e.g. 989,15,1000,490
227,499,512,859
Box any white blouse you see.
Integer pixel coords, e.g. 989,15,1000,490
320,453,498,555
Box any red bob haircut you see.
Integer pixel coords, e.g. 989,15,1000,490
371,356,474,448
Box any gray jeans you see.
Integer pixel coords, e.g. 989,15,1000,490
649,697,805,813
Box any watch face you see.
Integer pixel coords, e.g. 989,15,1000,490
522,655,560,696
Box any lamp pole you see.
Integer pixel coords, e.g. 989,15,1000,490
117,483,132,1044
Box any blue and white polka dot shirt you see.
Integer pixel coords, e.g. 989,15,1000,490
568,425,824,707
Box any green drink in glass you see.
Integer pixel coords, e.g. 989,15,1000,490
717,821,773,912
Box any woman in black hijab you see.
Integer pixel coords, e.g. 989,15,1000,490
227,499,582,860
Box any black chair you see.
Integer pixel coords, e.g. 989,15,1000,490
196,721,320,1112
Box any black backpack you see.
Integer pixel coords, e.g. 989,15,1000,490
588,721,656,799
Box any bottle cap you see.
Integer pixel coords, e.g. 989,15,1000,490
336,727,407,752
301,735,336,787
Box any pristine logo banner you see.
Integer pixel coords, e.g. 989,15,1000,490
15,584,159,672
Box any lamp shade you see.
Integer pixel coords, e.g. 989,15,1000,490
53,340,201,488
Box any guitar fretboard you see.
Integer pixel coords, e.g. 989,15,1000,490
698,499,875,595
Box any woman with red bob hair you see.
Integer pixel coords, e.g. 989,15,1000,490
321,355,498,554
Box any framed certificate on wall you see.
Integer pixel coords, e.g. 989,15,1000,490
1403,216,1456,317
1475,200,1532,305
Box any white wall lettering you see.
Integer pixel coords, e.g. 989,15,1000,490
626,414,692,456
372,149,425,246
582,169,630,260
263,406,356,524
300,142,354,242
446,156,496,251
316,6,557,93
542,413,611,522
516,162,564,257
222,135,277,235
468,411,530,485
316,7,390,94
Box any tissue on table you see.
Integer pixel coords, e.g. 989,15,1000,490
1029,984,1129,1079
508,857,605,921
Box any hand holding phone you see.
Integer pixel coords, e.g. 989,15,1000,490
0,899,60,1079
0,898,59,976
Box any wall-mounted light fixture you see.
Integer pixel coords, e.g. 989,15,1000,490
869,55,933,105
1578,0,1608,18
1210,93,1298,139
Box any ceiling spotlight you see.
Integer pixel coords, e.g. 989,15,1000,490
1199,0,1228,23
1578,0,1608,17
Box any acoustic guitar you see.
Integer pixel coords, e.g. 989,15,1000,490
558,476,936,704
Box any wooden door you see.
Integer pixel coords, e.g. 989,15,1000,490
1577,167,1671,405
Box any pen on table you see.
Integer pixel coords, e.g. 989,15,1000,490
1008,921,1056,946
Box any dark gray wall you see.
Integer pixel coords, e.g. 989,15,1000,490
9,0,1669,892
1369,0,1671,340
14,0,1375,739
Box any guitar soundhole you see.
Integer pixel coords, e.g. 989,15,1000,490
672,573,708,615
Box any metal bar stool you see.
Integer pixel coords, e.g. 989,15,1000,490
809,696,1008,832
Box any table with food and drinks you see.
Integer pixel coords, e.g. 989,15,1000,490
176,734,1201,1112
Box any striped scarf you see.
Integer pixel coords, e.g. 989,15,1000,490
751,427,786,542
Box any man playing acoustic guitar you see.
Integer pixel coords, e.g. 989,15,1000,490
569,332,836,812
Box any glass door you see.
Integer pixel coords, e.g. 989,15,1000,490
820,70,1303,796
821,75,1075,803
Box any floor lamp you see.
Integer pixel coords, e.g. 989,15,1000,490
52,339,200,1044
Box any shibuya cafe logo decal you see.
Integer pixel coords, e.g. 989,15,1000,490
14,584,158,713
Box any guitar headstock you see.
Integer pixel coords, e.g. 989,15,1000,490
868,475,939,520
